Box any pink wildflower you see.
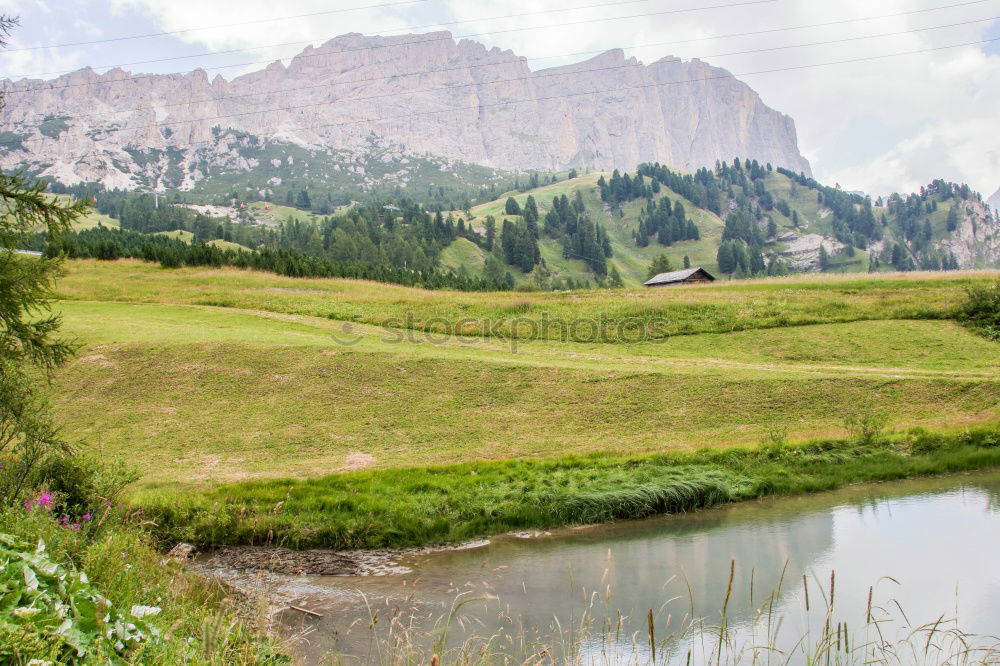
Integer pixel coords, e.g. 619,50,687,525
37,493,53,507
82,513,91,521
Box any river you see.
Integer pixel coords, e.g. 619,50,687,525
267,471,1000,664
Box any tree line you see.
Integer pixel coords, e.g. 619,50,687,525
36,227,518,291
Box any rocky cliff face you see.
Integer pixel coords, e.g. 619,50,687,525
988,187,1000,216
0,32,811,189
939,197,1000,268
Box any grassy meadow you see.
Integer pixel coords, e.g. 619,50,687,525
43,259,1000,548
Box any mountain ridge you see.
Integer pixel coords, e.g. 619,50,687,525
1,31,810,190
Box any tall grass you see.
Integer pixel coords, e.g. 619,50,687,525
144,426,1000,551
556,475,732,524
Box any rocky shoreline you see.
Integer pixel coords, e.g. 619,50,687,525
187,537,495,578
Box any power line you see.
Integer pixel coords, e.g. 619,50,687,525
4,36,994,154
1,0,433,52
2,0,778,87
1,0,763,59
4,16,995,145
8,0,993,83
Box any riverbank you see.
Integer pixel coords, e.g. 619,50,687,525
144,426,1000,554
260,469,1000,665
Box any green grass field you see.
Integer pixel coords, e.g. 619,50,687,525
54,260,998,340
47,260,1000,503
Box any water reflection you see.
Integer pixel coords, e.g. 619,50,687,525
279,471,1000,663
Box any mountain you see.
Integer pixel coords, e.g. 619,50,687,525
989,187,1000,215
1,32,810,192
445,167,999,286
47,161,999,289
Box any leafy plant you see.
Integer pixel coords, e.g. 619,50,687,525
0,533,159,663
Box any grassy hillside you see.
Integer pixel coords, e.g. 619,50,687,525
439,236,487,271
48,260,1000,498
436,167,996,287
452,173,726,286
51,163,993,296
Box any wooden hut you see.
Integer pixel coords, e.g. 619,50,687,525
643,267,716,288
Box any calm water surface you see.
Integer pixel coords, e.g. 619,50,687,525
277,471,1000,664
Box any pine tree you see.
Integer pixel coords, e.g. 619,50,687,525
683,255,691,269
607,265,624,288
523,195,539,237
484,216,496,251
947,204,960,232
646,254,674,280
717,241,736,274
296,190,311,209
750,247,766,275
1,15,86,502
818,245,830,271
505,197,521,216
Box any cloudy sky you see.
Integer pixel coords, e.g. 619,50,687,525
2,0,998,197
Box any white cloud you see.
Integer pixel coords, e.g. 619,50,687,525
1,37,85,80
108,0,421,70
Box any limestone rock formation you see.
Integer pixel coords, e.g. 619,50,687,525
937,197,1000,268
1,31,811,189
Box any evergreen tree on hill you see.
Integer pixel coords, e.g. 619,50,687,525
296,190,311,210
717,241,736,275
607,265,624,288
947,204,960,232
646,254,674,280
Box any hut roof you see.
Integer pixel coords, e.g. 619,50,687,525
643,267,716,286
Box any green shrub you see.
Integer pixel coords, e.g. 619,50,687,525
957,281,1000,340
843,408,889,445
32,454,138,518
